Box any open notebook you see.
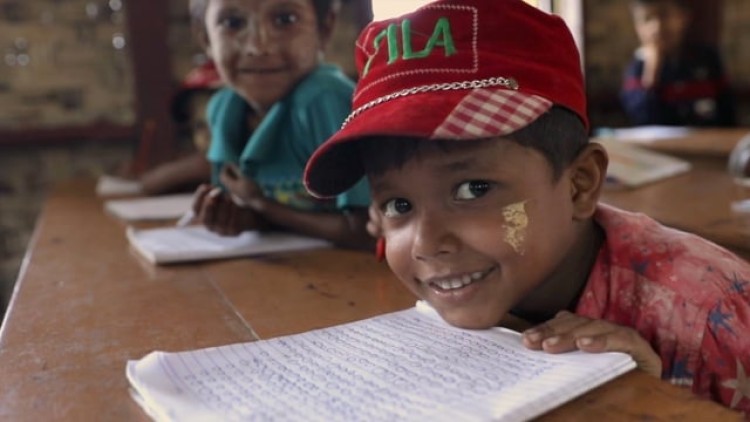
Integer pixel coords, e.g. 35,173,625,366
126,301,635,421
127,226,331,264
96,175,144,197
597,138,692,188
105,194,194,222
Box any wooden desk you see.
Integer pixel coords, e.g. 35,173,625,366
0,180,741,421
599,130,750,259
596,127,750,158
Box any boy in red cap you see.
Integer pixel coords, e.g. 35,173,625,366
304,0,750,414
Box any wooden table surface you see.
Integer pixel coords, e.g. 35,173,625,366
0,180,741,421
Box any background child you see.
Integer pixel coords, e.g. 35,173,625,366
620,0,736,126
304,0,750,415
187,0,372,250
137,61,220,195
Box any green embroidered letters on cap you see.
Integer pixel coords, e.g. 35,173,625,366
362,17,457,77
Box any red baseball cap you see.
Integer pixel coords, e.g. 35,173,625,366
304,0,587,197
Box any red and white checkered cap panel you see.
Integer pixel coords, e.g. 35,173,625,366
431,88,552,139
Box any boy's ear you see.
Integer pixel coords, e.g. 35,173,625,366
568,143,608,221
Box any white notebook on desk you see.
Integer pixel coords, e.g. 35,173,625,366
597,138,692,188
96,175,143,197
105,194,194,221
127,225,331,264
126,301,635,422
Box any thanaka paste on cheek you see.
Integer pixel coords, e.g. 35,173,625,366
501,200,529,255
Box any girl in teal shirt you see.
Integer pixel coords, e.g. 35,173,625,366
188,0,372,250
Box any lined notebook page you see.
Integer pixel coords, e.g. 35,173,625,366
127,303,635,421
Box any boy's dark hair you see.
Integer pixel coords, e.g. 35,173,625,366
189,0,338,31
360,107,588,182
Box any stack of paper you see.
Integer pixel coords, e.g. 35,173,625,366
126,302,635,421
104,194,194,222
598,125,692,143
96,175,144,197
127,226,331,264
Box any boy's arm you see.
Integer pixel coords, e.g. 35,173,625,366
521,310,662,378
217,163,374,250
140,152,212,195
247,198,374,251
621,57,664,125
691,299,750,415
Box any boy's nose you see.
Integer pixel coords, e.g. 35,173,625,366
239,22,272,56
410,212,459,261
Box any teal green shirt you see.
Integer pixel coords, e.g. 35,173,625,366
206,64,369,211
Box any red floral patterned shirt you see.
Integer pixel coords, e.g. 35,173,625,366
576,204,750,416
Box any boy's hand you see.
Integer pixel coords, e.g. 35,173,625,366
522,311,662,378
219,163,264,209
192,184,267,236
640,43,665,88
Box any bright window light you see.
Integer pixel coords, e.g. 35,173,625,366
372,0,435,20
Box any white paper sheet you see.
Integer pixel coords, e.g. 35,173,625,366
126,226,331,264
96,175,143,197
105,194,194,221
127,302,635,422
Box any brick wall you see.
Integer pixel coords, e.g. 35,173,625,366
0,0,364,316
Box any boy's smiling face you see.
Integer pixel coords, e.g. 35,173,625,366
203,0,328,112
369,138,584,329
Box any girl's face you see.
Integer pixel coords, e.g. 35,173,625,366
203,0,328,113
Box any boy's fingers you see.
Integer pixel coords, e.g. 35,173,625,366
577,330,662,378
522,311,590,349
192,184,212,215
538,318,626,353
202,187,223,231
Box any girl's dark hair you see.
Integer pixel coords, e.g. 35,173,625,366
189,0,338,31
630,0,690,10
360,106,589,182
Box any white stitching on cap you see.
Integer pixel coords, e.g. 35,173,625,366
341,76,520,129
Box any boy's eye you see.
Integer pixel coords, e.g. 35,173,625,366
383,198,412,218
455,180,491,200
218,15,246,31
273,11,299,27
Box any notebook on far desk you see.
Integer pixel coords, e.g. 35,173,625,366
104,194,194,222
126,301,636,421
597,138,692,188
126,225,331,264
96,175,144,197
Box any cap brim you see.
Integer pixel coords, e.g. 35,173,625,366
304,88,551,198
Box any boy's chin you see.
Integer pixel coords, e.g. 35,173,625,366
435,306,504,330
